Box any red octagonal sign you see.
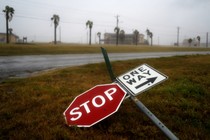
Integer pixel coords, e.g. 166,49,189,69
63,83,126,127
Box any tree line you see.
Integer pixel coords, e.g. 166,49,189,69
2,5,153,46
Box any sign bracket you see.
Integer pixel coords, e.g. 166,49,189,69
100,47,179,140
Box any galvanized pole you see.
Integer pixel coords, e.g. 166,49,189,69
130,97,179,140
117,82,178,140
118,81,179,140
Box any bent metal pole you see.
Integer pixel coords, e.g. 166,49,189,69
117,81,179,140
129,94,179,140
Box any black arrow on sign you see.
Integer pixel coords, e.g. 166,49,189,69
135,77,157,89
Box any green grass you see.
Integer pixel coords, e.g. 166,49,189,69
0,43,210,56
0,54,210,139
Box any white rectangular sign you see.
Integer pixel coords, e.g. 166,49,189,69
117,64,168,96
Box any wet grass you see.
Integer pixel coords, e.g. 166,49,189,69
0,54,210,139
0,43,210,56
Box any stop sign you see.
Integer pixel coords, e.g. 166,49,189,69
63,83,126,127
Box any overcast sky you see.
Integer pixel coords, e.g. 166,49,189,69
0,0,209,45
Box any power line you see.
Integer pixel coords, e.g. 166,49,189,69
14,14,50,22
4,0,114,19
2,13,116,28
1,12,207,39
2,1,208,36
1,1,209,45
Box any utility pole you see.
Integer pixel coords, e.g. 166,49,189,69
59,26,61,43
206,32,209,48
115,15,120,46
116,15,119,28
87,30,89,44
95,33,97,44
177,27,180,46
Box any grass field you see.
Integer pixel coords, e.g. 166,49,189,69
0,54,210,139
0,43,210,56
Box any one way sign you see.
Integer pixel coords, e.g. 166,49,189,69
117,64,168,96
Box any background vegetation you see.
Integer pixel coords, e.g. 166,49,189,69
0,54,210,139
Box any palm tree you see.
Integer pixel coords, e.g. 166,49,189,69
149,32,153,46
86,20,93,45
8,28,13,43
146,29,150,43
3,5,15,44
197,36,201,47
114,27,120,46
119,30,125,44
188,38,192,47
133,30,139,46
51,14,60,44
97,32,101,44
146,29,153,46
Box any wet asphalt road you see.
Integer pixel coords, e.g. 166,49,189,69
0,51,210,81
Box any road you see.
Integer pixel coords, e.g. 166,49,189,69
0,51,210,81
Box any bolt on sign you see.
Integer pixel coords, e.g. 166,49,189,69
117,64,168,96
63,83,126,127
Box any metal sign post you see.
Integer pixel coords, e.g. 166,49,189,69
101,47,179,140
101,47,116,81
118,81,179,140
